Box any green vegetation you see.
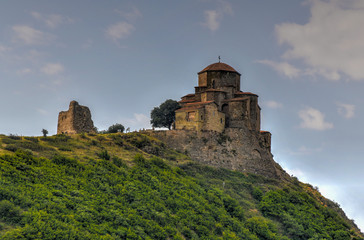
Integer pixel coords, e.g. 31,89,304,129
0,133,362,239
41,129,48,137
150,99,180,130
107,124,125,133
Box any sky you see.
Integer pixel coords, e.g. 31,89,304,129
0,0,363,232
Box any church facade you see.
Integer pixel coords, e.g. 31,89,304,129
175,61,271,148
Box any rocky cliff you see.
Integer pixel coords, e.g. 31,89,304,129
146,127,289,180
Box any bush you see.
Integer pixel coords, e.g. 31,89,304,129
245,217,279,240
58,146,72,151
8,134,21,140
0,200,22,224
4,144,18,152
150,157,170,170
127,134,151,148
97,149,110,160
42,129,48,137
24,137,39,143
15,141,51,152
112,156,127,168
107,123,125,133
79,133,88,139
52,155,83,170
133,153,149,167
252,186,263,201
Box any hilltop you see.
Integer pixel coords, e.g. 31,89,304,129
0,133,363,239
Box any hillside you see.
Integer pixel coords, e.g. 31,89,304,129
0,133,363,239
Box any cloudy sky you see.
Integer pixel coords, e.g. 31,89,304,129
0,0,363,231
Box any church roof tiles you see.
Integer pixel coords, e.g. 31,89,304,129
198,62,241,75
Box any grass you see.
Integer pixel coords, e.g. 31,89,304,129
0,132,362,239
0,132,190,166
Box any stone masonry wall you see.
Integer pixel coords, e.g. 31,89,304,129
57,101,95,134
146,127,289,180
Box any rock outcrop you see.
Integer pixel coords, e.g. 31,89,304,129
57,101,95,134
147,128,290,180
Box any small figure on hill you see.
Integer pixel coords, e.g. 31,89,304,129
107,123,125,133
42,129,48,137
150,99,180,130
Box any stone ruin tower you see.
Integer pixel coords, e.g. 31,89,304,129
57,101,95,134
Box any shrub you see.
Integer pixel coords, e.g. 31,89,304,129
252,187,263,201
4,144,18,152
52,155,83,170
107,123,125,133
0,200,22,224
112,156,127,168
79,133,88,139
133,153,149,167
41,134,70,143
58,146,72,151
128,134,151,148
245,217,279,240
150,157,170,170
97,149,110,160
15,141,51,152
42,129,48,137
8,134,21,140
24,137,39,143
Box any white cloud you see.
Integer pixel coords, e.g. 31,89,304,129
203,10,221,32
219,0,233,16
337,103,355,119
264,100,283,109
287,145,323,156
17,68,32,75
36,108,48,115
299,107,333,130
12,25,52,45
41,63,64,75
202,0,233,32
82,39,93,49
31,11,73,28
275,0,364,81
106,22,134,42
257,60,301,78
0,44,11,54
115,7,142,22
122,113,151,131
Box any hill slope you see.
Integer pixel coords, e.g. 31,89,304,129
0,133,362,239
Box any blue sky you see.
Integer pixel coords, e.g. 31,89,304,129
0,0,363,231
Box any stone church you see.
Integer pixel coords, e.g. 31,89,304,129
175,61,270,146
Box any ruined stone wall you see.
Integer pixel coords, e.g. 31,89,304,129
57,101,95,134
147,128,288,180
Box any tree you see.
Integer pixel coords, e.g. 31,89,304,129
150,99,180,130
42,129,48,137
107,123,125,133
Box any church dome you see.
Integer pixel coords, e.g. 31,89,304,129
198,62,241,75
